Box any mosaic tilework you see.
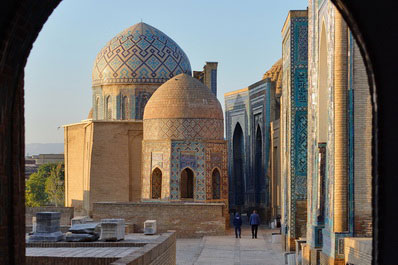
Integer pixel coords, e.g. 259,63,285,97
142,141,171,199
144,119,224,140
92,22,191,86
135,91,151,119
285,15,309,238
205,142,228,201
170,141,206,201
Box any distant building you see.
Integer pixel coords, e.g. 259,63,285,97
24,154,64,179
224,59,282,223
193,62,218,96
63,22,229,236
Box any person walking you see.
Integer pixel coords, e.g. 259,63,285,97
233,212,242,238
249,210,260,239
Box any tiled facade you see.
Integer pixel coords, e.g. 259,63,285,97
224,60,281,222
91,22,192,121
141,74,228,207
280,10,309,251
303,1,373,264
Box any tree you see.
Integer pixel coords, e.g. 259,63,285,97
45,163,65,207
25,163,65,207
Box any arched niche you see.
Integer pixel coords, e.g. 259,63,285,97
233,122,245,205
151,168,162,199
212,168,221,199
180,168,194,199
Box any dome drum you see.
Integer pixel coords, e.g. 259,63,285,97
143,74,224,141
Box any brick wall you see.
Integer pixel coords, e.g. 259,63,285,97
110,232,176,265
26,232,176,265
64,121,143,216
353,41,372,237
93,202,226,238
344,237,372,265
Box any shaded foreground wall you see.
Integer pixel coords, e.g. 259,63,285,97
26,232,176,265
93,202,227,238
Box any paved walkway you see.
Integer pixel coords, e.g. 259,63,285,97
177,226,285,265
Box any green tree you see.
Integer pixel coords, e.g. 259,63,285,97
25,163,65,207
45,163,65,207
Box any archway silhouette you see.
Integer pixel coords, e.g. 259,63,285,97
151,168,162,199
0,0,394,263
212,168,221,199
233,123,245,206
180,168,194,199
254,125,263,204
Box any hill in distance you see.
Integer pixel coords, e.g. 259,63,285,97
26,143,64,156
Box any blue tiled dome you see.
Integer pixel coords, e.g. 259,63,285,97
92,22,192,86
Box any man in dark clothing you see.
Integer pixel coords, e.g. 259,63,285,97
233,212,242,238
249,210,260,239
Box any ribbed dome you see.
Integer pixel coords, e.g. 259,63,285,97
92,22,191,86
144,74,223,120
263,58,282,95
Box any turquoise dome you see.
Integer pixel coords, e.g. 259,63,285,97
92,22,192,86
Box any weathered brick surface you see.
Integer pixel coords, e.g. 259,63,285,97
344,237,372,265
64,121,143,216
93,202,226,238
353,42,372,237
26,232,176,265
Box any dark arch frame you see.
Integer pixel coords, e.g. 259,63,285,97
254,124,263,204
0,0,396,263
232,122,245,206
211,167,221,200
180,167,195,199
151,167,162,199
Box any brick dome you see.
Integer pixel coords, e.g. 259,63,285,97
144,73,223,120
143,73,224,140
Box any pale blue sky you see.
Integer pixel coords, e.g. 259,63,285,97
25,0,307,144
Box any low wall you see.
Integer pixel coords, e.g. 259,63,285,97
26,206,74,226
110,232,176,265
93,202,227,238
344,237,372,265
26,232,176,265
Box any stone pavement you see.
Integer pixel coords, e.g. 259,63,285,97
177,226,285,265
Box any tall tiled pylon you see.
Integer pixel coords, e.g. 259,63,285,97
333,10,349,233
280,10,308,251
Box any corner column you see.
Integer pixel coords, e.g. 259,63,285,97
333,10,348,233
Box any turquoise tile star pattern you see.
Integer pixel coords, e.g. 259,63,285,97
92,22,192,86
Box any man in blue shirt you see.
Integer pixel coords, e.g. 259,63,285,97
249,210,260,239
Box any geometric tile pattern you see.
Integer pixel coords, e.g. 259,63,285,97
205,143,228,201
92,22,191,86
170,141,206,201
141,141,171,199
144,119,224,140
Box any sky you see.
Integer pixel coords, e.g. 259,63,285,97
25,0,307,144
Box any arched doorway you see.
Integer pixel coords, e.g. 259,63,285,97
180,168,194,199
233,123,245,205
255,125,263,204
212,168,221,199
151,168,162,199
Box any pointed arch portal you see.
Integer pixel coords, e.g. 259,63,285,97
180,168,194,199
233,123,244,205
